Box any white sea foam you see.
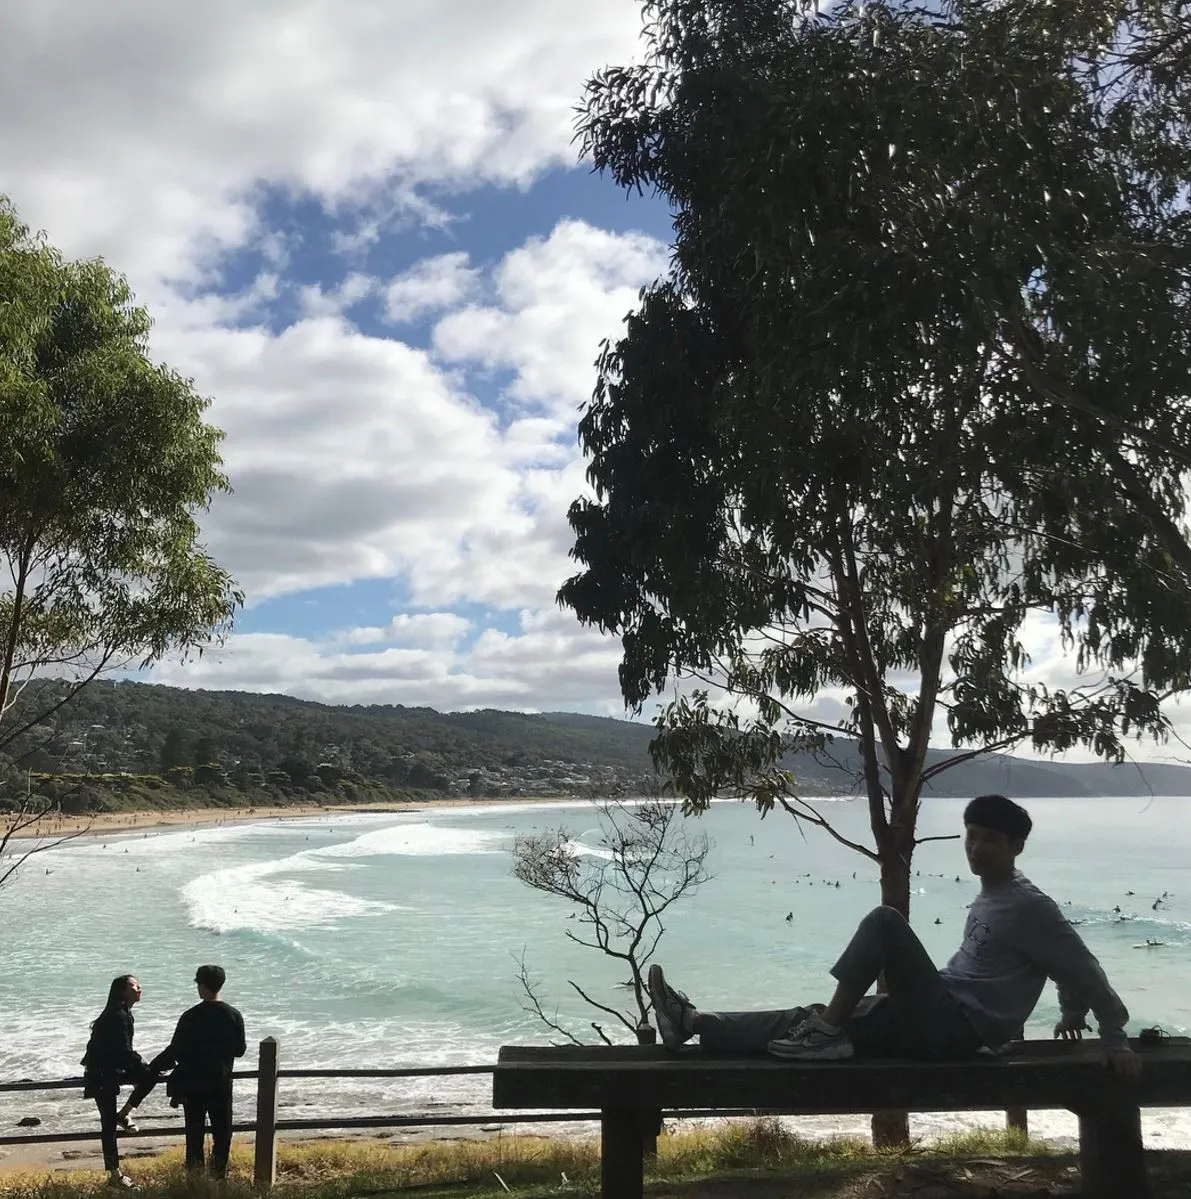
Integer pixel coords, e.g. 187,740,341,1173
312,822,508,859
180,819,506,933
182,855,396,934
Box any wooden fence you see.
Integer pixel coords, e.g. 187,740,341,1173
1,1037,1032,1190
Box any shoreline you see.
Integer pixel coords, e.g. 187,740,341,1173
5,794,595,843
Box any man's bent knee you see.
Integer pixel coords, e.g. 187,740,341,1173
861,905,906,928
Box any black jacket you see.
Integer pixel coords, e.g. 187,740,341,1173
81,1005,148,1097
149,1001,246,1099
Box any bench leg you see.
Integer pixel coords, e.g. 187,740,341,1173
641,1107,662,1159
1077,1100,1148,1199
601,1107,644,1199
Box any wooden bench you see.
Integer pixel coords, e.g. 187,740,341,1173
493,1037,1191,1199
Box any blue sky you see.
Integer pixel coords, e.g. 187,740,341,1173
2,0,680,716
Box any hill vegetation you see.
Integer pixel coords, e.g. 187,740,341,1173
0,680,661,813
2,679,1191,816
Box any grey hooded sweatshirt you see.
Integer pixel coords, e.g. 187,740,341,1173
937,870,1129,1051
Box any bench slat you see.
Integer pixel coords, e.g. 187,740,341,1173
493,1038,1191,1114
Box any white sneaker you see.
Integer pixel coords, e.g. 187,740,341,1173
107,1170,134,1188
647,964,696,1050
116,1113,138,1134
768,1014,854,1061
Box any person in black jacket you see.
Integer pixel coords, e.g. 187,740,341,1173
149,965,246,1178
81,975,159,1188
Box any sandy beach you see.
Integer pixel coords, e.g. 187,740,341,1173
4,794,585,844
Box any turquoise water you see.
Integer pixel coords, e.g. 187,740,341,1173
2,795,1188,1147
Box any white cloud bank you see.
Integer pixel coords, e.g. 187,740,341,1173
0,0,644,289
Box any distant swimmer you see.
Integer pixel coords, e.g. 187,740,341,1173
785,912,793,923
934,917,942,925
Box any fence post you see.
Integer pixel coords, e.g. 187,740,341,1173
636,1022,661,1160
253,1037,279,1191
1005,1026,1027,1136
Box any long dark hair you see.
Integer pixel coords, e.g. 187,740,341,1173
91,974,134,1030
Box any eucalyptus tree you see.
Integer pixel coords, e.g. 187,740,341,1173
0,196,240,873
559,0,1191,914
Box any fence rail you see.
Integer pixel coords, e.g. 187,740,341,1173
1,1037,1033,1189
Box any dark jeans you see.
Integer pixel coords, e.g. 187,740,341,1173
183,1088,234,1177
697,906,983,1060
93,1071,158,1172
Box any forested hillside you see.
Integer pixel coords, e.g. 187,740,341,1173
3,680,1191,816
0,680,660,811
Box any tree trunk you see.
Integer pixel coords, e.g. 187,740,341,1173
871,811,915,1147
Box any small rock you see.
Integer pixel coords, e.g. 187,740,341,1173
16,1117,41,1127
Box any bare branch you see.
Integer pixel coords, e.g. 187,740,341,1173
776,794,880,862
568,980,636,1037
920,735,1032,783
512,799,711,1042
512,950,585,1047
0,780,92,890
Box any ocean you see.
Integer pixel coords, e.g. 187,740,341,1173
1,794,1188,1150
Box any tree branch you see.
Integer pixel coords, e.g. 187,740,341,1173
776,794,880,862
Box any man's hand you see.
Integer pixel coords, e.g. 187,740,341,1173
1053,1015,1090,1041
1105,1047,1143,1083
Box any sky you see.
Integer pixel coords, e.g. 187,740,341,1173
1,1,1186,763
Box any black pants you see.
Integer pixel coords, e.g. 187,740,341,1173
93,1072,158,1172
183,1088,234,1177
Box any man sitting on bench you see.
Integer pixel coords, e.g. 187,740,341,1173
648,794,1141,1081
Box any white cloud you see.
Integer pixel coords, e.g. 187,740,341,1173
339,613,472,648
149,615,630,714
135,219,664,611
383,253,480,324
433,220,669,417
298,272,377,319
0,0,643,292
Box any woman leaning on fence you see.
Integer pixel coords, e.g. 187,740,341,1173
81,975,159,1188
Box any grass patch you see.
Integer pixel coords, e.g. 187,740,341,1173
926,1125,1056,1158
0,1122,1057,1199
